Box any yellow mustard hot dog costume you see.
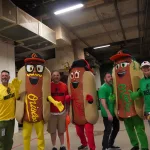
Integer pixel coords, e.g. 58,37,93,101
15,53,64,150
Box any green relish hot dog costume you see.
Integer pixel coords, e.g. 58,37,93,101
110,50,149,150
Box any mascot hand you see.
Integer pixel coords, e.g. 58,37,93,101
109,93,116,102
48,96,64,112
65,95,71,103
86,94,93,104
128,90,140,100
11,78,22,99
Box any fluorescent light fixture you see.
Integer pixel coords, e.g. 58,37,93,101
93,44,110,49
54,3,84,15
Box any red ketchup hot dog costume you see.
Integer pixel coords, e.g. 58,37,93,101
68,59,99,150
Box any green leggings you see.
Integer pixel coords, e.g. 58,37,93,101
124,115,148,149
0,119,15,150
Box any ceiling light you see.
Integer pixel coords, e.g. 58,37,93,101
93,45,110,49
54,4,84,15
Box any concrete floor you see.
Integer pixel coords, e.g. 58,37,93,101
12,115,150,150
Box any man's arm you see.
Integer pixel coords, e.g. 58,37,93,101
98,86,113,121
100,98,113,121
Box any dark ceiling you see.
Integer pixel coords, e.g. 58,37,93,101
10,0,88,17
84,0,150,65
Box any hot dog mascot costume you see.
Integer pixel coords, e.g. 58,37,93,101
68,59,99,150
110,50,149,150
15,53,64,150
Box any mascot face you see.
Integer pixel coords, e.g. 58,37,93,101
25,53,45,86
114,57,132,78
70,67,85,89
25,61,45,85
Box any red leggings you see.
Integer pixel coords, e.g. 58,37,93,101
75,123,95,150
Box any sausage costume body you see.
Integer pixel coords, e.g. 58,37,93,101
15,53,64,150
68,59,99,150
110,50,148,150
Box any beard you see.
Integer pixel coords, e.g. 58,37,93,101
106,80,112,84
1,79,8,84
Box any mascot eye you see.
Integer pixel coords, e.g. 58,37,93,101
26,65,34,73
36,65,44,73
115,64,120,70
121,62,128,68
75,72,79,78
70,73,74,79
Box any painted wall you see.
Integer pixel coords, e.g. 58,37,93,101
0,41,18,133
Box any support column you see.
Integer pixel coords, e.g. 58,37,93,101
93,67,101,90
0,40,18,133
72,41,85,60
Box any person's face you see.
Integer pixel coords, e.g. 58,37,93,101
52,72,60,83
141,66,150,76
1,72,10,85
104,73,113,84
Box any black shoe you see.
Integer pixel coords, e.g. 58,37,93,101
52,148,57,150
110,145,120,149
60,146,66,150
131,146,139,150
78,145,88,150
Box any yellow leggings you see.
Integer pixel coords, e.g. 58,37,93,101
23,121,45,150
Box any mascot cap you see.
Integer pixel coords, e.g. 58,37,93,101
70,59,93,73
24,53,45,63
110,50,131,61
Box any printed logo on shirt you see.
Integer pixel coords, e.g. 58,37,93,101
4,93,15,100
51,88,65,96
143,83,150,95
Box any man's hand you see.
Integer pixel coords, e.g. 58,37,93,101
47,96,64,112
108,113,113,121
86,94,93,104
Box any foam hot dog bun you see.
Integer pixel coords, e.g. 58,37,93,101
83,71,99,124
16,66,25,123
42,67,51,122
130,60,144,118
16,66,51,123
67,77,73,123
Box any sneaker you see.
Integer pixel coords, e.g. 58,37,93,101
109,145,121,149
131,146,139,150
60,146,66,150
78,145,88,150
52,148,57,150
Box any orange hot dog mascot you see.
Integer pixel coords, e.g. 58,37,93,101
110,50,149,150
15,53,64,150
68,59,99,150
